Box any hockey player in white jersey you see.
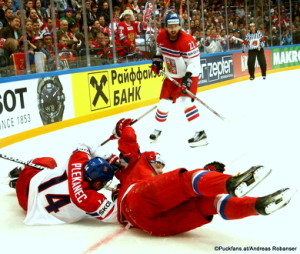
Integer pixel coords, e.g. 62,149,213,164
8,144,118,225
150,12,207,147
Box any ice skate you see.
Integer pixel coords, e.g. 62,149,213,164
226,166,272,197
149,129,162,141
8,167,22,178
255,188,295,215
188,130,208,147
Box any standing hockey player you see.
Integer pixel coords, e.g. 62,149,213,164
8,144,118,225
242,22,267,80
150,11,206,147
111,118,294,236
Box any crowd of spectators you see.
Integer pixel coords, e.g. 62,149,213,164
0,0,300,76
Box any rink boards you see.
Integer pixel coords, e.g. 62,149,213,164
1,44,300,147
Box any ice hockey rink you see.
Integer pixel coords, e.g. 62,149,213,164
0,68,299,254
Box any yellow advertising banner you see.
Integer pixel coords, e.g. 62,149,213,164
71,64,163,117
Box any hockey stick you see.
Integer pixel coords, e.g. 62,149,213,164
100,105,157,146
160,70,226,121
0,153,50,170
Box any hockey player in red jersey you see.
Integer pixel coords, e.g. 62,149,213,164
8,144,118,225
150,12,206,147
111,118,294,236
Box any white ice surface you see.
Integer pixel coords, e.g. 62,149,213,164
1,70,299,254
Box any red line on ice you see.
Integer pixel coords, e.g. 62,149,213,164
82,228,126,253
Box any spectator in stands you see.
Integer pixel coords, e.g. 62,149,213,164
32,19,42,36
3,0,14,12
115,9,143,57
57,19,78,49
41,32,55,69
45,5,60,28
219,29,229,51
71,0,82,12
0,2,4,28
31,35,47,72
68,22,82,50
132,0,141,13
192,29,201,47
91,3,98,20
109,7,121,33
1,7,14,28
86,32,95,48
0,15,21,40
16,37,35,72
99,15,110,36
74,11,83,31
28,7,43,27
35,0,47,22
0,37,17,70
60,7,76,25
23,18,35,42
85,0,97,27
31,35,43,51
97,1,110,25
90,19,101,38
281,28,292,45
41,17,54,35
57,34,70,50
24,0,34,14
97,32,113,60
91,30,105,49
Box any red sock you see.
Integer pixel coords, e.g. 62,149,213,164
192,170,232,196
216,195,259,220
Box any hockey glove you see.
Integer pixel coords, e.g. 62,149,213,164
204,161,225,173
182,72,192,93
150,55,163,75
106,154,123,172
113,118,134,139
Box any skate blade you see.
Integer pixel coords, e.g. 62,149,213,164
150,138,160,144
189,140,209,148
265,188,297,214
235,166,272,197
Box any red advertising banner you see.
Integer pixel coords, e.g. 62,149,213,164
233,49,272,78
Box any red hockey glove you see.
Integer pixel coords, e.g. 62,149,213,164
106,154,123,172
242,40,249,45
204,161,225,173
181,72,192,94
150,55,163,75
260,37,266,42
113,118,134,138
